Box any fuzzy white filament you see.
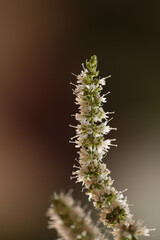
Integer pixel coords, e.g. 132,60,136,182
70,55,154,240
46,191,107,240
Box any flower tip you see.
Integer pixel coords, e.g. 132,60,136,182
91,55,98,64
85,55,98,72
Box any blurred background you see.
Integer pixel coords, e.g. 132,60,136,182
0,0,159,239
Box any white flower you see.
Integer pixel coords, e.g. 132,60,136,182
99,78,106,85
99,95,107,103
70,55,154,240
130,220,155,237
46,191,108,240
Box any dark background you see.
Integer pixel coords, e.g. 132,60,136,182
0,1,159,239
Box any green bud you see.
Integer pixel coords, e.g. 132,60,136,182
85,55,99,78
106,206,127,225
90,55,98,66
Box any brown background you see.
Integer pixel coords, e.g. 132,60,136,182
0,1,159,239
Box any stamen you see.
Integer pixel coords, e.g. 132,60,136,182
105,75,111,79
108,117,113,123
82,63,85,71
106,111,115,115
103,91,111,96
70,82,77,87
69,140,76,144
70,135,78,140
71,72,77,77
69,124,77,128
110,127,117,131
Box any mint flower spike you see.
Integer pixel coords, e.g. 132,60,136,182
46,191,107,240
70,55,155,240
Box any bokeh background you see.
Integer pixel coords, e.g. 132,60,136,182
0,1,159,239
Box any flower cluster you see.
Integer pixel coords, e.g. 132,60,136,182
70,55,154,240
46,191,107,240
